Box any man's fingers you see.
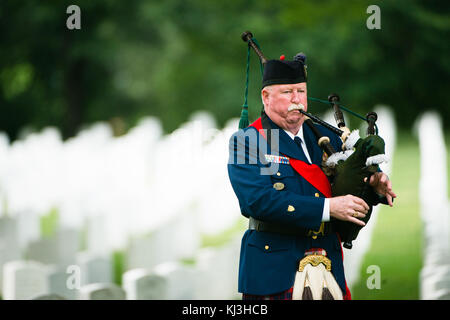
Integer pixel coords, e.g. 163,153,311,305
387,180,392,190
347,206,366,220
348,216,366,227
353,203,368,214
386,190,397,206
369,172,380,186
353,210,366,219
383,180,393,195
382,180,397,203
386,194,393,207
352,196,369,212
379,173,388,185
386,181,398,198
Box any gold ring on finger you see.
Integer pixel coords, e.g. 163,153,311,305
352,212,358,218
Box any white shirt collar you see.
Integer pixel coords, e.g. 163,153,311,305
283,125,312,164
283,125,305,141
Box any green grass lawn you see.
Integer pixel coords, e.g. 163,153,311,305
351,130,423,299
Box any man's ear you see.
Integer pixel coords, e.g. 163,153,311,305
261,88,270,107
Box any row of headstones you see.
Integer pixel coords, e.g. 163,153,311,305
0,114,241,246
2,235,241,300
0,113,243,300
2,253,113,300
416,112,450,300
0,207,209,294
1,198,238,259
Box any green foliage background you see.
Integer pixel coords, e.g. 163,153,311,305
0,0,448,140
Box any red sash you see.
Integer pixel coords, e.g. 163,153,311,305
249,118,332,198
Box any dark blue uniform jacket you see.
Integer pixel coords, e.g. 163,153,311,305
227,115,349,296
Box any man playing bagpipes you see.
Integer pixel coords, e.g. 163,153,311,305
227,33,396,300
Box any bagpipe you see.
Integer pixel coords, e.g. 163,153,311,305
241,31,389,249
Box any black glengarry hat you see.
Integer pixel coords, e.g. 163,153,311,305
262,53,307,88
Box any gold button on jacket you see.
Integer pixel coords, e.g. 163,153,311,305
273,182,285,191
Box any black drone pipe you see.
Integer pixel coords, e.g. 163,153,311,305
298,109,344,137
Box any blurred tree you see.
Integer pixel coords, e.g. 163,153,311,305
0,0,144,139
0,0,448,140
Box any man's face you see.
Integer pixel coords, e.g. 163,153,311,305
262,82,308,130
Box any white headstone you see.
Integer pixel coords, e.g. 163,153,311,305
153,262,198,300
85,215,109,254
26,237,58,265
78,283,125,300
171,211,201,260
420,265,450,300
76,252,112,285
122,268,167,300
126,212,200,271
15,211,40,251
0,217,21,294
25,228,79,267
2,260,49,300
195,237,241,300
416,112,450,300
56,228,79,266
46,266,78,300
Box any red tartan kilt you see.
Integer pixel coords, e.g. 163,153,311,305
243,287,294,300
242,286,351,300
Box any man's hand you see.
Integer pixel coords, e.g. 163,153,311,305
366,172,397,207
329,195,370,227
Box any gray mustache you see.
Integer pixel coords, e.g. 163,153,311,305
288,104,305,112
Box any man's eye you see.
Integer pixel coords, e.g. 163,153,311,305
282,91,292,93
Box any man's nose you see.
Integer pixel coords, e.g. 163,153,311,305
291,91,301,103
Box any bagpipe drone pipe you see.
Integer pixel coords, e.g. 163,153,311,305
241,31,390,249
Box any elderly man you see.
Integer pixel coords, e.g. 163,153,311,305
227,54,396,300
